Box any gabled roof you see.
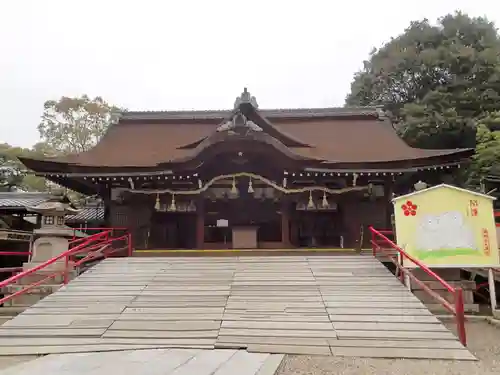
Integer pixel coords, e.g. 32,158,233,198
19,88,473,173
393,184,497,202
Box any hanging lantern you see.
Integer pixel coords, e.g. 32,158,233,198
198,179,203,189
154,193,161,211
231,176,238,194
307,191,315,209
352,173,358,187
282,177,287,188
128,177,135,190
322,191,329,208
248,178,254,193
168,194,177,212
187,200,196,212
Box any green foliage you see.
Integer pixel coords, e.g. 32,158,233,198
38,95,122,154
469,115,500,184
0,143,50,191
346,12,500,150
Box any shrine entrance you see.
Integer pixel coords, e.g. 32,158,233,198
136,171,364,250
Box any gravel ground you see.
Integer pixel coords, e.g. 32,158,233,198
277,320,500,375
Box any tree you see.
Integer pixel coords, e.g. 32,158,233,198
346,12,500,150
0,156,24,192
0,143,53,192
469,114,500,185
38,95,122,154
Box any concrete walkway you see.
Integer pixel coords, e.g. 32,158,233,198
0,349,284,375
0,256,475,360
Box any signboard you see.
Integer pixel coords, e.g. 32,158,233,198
393,184,499,268
216,219,229,228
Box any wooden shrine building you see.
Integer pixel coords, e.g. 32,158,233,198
19,89,473,250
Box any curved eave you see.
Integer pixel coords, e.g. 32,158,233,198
159,130,321,167
315,148,473,170
18,157,172,175
19,147,473,177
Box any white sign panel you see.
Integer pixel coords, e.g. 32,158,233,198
216,219,229,227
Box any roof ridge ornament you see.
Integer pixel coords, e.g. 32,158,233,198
216,110,263,133
234,87,259,109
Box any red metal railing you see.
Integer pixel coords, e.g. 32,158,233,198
369,226,467,347
70,227,129,241
0,229,132,306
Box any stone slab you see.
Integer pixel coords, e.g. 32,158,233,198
123,307,225,314
326,308,433,316
219,328,338,338
108,320,221,331
328,314,440,323
329,346,477,360
248,344,331,356
210,350,270,375
102,330,219,339
216,335,329,347
336,329,456,340
327,339,465,349
255,354,285,375
221,321,334,330
222,314,330,322
116,314,225,321
0,328,106,337
332,322,447,332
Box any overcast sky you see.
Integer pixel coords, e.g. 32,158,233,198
1,0,499,148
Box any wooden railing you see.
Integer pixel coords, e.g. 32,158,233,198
0,229,132,306
369,226,467,346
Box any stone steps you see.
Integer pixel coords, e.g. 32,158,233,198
0,255,476,360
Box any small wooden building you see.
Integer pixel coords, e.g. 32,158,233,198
19,89,472,250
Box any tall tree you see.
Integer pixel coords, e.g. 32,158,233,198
469,113,500,185
38,95,122,154
0,143,49,191
346,12,500,150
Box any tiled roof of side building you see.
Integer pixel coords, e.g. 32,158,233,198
0,192,53,209
65,206,104,224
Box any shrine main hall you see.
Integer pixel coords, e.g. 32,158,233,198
19,89,472,250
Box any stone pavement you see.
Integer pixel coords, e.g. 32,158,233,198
0,349,284,375
0,255,476,360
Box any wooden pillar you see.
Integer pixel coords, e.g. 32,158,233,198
100,186,111,227
195,199,205,249
384,178,394,230
281,200,291,248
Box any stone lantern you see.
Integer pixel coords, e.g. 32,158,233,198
27,198,81,264
2,198,82,307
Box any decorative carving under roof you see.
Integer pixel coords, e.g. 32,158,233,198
234,87,259,109
216,111,263,133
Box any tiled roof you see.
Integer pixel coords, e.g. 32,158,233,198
66,206,104,223
119,107,380,122
0,192,104,223
0,192,52,209
18,102,471,171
